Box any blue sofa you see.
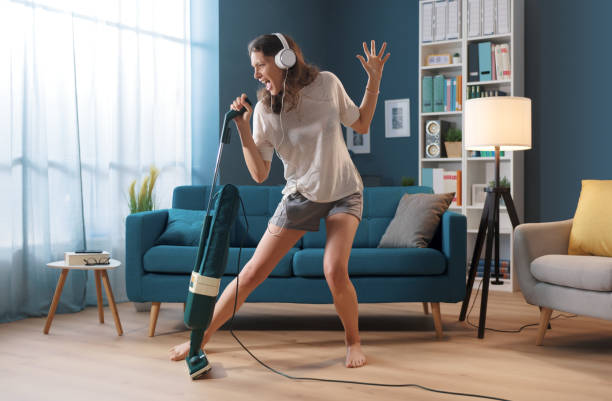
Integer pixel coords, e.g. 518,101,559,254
126,185,466,337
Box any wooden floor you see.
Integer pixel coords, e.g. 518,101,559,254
1,291,611,401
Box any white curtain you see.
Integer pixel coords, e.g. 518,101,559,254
0,0,191,322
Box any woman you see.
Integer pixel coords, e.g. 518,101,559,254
170,33,389,368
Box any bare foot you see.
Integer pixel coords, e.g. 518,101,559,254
168,341,191,361
345,343,367,368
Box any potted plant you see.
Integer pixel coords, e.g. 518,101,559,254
444,128,462,158
489,176,510,206
400,176,415,186
128,165,159,312
129,165,159,214
453,52,461,64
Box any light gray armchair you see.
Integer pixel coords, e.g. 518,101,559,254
513,219,612,345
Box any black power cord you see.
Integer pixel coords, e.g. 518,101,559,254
465,277,577,333
224,196,512,401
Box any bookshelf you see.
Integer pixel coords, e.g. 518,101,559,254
418,0,524,292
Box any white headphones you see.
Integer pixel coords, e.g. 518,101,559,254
273,33,296,70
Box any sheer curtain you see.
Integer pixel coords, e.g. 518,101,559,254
0,0,191,323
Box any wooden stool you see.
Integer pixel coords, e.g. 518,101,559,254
44,259,123,336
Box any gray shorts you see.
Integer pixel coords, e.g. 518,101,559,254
269,191,363,232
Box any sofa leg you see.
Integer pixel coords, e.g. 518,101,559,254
431,302,443,339
536,307,553,346
149,302,161,337
422,302,429,315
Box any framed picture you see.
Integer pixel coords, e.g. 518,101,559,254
385,98,410,138
471,183,488,206
346,127,370,154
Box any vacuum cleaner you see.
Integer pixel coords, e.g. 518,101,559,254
184,97,251,379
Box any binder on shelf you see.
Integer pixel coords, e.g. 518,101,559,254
434,0,448,42
446,0,461,40
421,1,434,43
478,41,492,81
491,44,496,80
422,76,433,113
468,42,479,82
500,43,511,80
494,44,503,80
467,0,480,37
496,0,510,34
433,75,445,112
482,0,495,35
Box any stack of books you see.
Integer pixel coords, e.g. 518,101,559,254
422,168,462,207
422,74,462,113
64,251,111,266
470,259,510,279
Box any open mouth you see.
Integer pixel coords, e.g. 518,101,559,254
260,79,272,92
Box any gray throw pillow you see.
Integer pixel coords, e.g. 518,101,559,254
378,192,455,248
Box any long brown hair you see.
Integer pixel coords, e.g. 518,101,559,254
248,34,319,114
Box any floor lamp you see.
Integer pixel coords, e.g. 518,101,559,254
458,97,532,338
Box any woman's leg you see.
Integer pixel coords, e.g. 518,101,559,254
169,225,305,360
323,212,366,368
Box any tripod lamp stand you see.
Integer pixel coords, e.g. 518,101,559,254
458,97,532,338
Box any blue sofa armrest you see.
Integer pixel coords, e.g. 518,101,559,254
125,210,169,302
439,211,467,294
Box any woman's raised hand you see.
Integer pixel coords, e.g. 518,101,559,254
231,93,253,124
356,40,390,84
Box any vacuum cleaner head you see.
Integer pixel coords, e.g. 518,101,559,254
187,349,211,379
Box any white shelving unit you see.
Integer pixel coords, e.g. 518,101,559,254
418,0,524,292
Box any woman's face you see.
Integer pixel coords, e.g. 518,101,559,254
251,51,284,96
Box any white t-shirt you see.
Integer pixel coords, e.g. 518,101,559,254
252,71,363,202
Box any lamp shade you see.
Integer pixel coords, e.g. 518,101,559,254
464,96,532,151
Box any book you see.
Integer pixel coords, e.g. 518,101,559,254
422,76,433,112
443,170,459,205
432,168,445,194
455,75,462,110
65,251,111,266
433,75,445,112
500,43,511,80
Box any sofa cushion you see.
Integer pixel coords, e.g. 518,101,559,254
531,254,612,292
568,180,612,257
302,186,434,248
378,192,454,248
143,245,296,277
155,209,207,246
292,248,446,277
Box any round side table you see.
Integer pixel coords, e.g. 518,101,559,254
44,259,123,336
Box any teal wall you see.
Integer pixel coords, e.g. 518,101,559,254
524,0,612,222
193,0,612,222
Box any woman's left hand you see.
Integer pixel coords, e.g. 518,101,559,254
356,40,390,84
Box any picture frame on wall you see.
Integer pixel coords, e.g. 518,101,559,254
385,98,410,138
346,127,370,154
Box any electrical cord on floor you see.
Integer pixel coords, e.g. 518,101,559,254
224,196,512,401
465,276,577,333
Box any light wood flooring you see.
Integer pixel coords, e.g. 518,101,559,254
1,291,611,401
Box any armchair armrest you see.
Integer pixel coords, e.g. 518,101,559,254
513,219,573,302
125,210,169,301
440,211,467,299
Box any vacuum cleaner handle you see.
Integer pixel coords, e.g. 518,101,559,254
221,97,252,144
